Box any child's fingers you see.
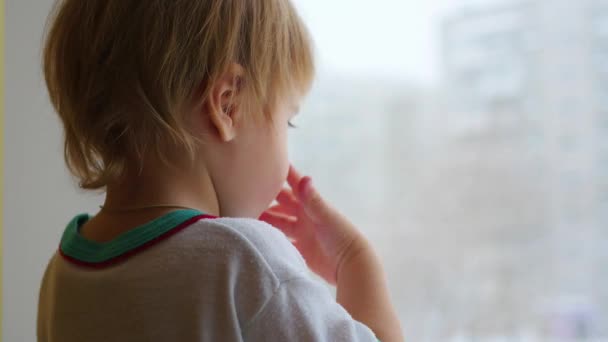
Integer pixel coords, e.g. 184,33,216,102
296,176,333,223
287,165,303,196
259,210,298,238
276,188,299,208
267,203,298,217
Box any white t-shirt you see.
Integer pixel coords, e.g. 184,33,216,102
37,209,379,341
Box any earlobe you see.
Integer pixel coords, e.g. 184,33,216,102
206,63,245,142
209,106,236,142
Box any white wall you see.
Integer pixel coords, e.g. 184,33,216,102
4,1,102,340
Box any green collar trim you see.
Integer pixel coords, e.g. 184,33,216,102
59,209,207,265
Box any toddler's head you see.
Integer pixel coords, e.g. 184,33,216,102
43,0,315,217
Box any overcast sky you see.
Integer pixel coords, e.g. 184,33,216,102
293,0,458,85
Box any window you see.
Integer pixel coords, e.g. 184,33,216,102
292,0,607,340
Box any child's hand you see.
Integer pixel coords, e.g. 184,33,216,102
259,165,368,285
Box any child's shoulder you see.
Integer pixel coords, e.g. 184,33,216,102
175,216,308,281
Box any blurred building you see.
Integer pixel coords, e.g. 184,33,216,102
442,0,607,223
288,1,608,338
441,0,608,336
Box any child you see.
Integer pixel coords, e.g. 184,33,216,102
37,0,404,341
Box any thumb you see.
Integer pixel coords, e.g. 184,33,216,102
297,177,331,223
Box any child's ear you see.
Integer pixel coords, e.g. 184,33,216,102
206,63,245,142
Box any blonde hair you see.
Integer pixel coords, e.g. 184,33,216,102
43,0,315,189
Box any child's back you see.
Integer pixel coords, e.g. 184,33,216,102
38,0,404,341
39,212,377,341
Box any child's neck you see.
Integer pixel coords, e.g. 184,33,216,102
105,159,220,216
80,162,221,243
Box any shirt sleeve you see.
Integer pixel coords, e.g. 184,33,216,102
242,275,379,342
